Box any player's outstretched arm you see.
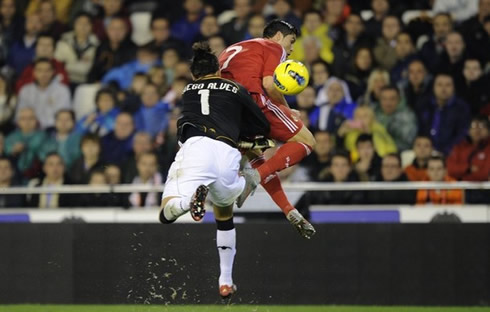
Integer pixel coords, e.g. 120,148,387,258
262,75,289,108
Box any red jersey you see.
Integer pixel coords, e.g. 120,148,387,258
218,38,286,94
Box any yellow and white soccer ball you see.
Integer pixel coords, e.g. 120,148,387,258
273,60,310,95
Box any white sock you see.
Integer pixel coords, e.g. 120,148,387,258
163,196,190,221
217,228,236,286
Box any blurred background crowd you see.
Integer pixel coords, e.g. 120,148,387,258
0,0,488,209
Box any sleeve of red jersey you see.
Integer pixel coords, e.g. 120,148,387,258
262,44,286,78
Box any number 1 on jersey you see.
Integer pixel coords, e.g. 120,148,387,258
198,89,210,115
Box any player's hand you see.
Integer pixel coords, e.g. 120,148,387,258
291,109,301,121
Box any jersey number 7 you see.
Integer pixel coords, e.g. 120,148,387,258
220,45,243,70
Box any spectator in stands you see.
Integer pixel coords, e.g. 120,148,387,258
364,0,390,39
339,105,397,161
79,169,114,207
404,135,433,181
345,47,375,100
148,16,186,58
156,107,181,178
36,0,66,40
310,59,331,90
357,68,390,108
102,44,159,90
193,14,220,44
295,151,364,217
354,134,382,181
41,109,81,169
0,0,24,58
101,112,135,165
418,73,471,155
295,85,316,113
459,58,490,116
390,32,417,85
289,9,334,64
399,59,432,118
373,15,401,71
121,131,153,183
5,107,46,178
26,152,73,208
171,0,206,45
460,0,490,65
88,17,137,82
162,77,189,109
173,60,192,80
368,153,416,205
148,66,169,99
267,0,302,29
133,83,170,139
128,151,163,208
208,35,226,57
323,0,350,41
447,116,490,181
54,12,99,85
92,0,128,41
17,58,71,129
315,77,356,118
244,14,266,40
119,73,148,114
76,88,120,137
436,31,467,90
419,13,453,73
221,0,252,44
310,77,353,133
7,13,42,75
104,162,121,185
70,133,104,184
416,155,463,205
375,86,417,151
26,0,72,24
15,33,70,93
432,0,478,23
0,156,24,207
331,13,371,77
0,73,17,134
300,130,334,181
301,36,323,70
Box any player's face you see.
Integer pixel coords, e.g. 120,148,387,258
279,34,296,56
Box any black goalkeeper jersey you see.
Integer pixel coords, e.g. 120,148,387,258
178,76,269,147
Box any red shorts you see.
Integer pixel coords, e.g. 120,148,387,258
251,93,303,142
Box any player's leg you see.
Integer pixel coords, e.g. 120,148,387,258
207,146,244,297
159,137,217,223
214,204,237,298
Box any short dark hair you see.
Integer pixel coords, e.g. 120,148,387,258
190,41,219,79
37,33,56,45
44,152,64,164
263,19,299,39
331,149,351,164
151,15,170,28
303,9,323,20
428,154,446,167
383,152,401,167
74,12,93,23
380,85,400,96
34,57,54,69
55,109,75,122
81,133,101,146
472,115,490,130
95,88,118,108
356,133,373,146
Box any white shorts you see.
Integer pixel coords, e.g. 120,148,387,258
162,136,245,207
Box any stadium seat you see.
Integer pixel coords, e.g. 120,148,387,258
360,10,374,21
402,10,433,25
130,12,153,46
73,83,101,120
217,10,236,25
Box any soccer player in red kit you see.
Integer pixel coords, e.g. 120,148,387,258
218,20,316,239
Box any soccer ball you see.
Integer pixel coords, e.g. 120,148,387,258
273,60,309,95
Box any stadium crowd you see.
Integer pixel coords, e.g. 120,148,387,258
0,0,488,209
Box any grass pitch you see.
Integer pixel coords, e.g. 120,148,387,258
1,306,490,312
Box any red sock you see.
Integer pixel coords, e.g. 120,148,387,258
251,157,294,216
256,142,311,181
